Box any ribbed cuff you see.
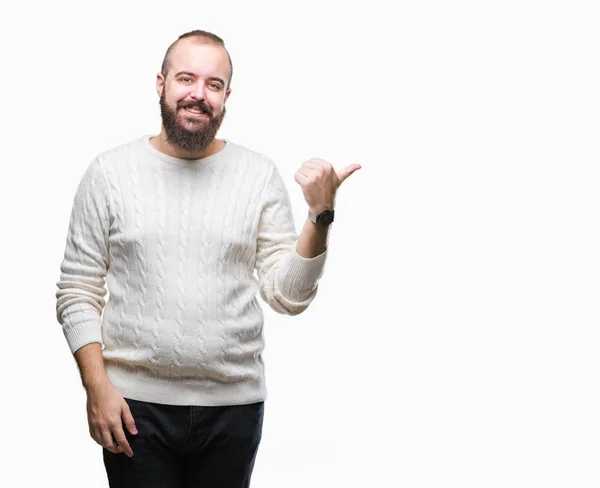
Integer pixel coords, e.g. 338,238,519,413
61,307,103,354
277,241,327,293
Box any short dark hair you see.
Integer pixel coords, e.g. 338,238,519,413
160,30,233,89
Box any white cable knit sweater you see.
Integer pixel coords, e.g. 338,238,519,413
55,135,327,406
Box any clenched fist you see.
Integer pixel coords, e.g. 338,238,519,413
293,158,361,214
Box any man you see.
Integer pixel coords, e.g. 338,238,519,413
55,30,360,487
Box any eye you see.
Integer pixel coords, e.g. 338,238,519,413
179,77,193,83
208,82,222,90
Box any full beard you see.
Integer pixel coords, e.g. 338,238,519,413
159,93,226,153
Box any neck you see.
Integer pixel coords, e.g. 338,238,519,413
150,130,225,160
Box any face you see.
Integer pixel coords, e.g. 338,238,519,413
157,40,232,152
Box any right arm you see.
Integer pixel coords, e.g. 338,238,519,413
56,159,136,456
75,342,110,391
75,343,137,457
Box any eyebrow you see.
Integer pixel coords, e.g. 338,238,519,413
174,71,226,86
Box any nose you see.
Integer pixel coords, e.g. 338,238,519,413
190,81,206,101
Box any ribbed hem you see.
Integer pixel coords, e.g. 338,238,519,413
140,134,235,167
105,362,267,406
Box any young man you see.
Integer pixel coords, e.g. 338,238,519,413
55,30,360,487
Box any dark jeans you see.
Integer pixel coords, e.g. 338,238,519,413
103,398,264,488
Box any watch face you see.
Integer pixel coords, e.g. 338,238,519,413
317,210,334,226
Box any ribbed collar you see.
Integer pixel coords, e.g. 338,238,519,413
141,134,234,168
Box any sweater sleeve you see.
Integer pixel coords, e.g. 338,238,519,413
55,158,111,354
255,163,328,315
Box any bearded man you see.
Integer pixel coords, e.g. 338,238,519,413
55,29,360,488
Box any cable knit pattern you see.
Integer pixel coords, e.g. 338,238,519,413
55,135,327,406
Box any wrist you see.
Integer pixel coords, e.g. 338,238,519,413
309,202,335,215
308,208,335,227
83,375,111,392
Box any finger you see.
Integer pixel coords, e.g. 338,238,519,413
121,403,138,436
306,158,329,166
112,425,134,458
302,161,324,171
336,164,361,183
90,426,104,447
100,428,123,454
294,172,309,185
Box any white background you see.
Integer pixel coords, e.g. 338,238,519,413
1,0,599,486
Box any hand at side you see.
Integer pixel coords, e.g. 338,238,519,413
74,343,138,457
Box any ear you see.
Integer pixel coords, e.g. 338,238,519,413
224,87,232,104
156,72,165,98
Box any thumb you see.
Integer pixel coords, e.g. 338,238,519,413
122,402,138,435
337,164,362,184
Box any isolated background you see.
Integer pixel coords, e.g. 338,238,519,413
1,0,599,486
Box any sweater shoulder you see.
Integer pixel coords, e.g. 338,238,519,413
93,136,144,173
229,141,277,177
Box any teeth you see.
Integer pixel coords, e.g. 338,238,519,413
186,107,203,114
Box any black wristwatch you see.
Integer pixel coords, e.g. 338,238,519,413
308,209,335,227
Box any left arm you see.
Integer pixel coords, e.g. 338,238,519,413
295,216,329,259
255,158,360,315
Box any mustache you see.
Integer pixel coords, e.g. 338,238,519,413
177,100,213,117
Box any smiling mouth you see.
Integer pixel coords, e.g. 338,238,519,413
182,107,209,118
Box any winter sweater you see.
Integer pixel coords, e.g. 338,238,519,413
55,135,327,406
